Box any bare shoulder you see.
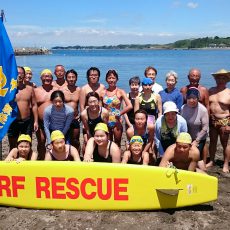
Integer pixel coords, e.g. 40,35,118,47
189,145,200,161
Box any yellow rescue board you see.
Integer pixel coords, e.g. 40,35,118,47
0,161,218,210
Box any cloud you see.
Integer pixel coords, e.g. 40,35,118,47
187,2,198,9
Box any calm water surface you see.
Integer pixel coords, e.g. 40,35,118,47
16,49,230,92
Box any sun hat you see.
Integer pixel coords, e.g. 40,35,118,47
186,87,200,99
176,132,192,144
211,69,230,79
130,136,144,145
24,66,32,72
163,101,178,114
17,134,32,143
94,123,109,133
51,130,65,142
40,69,52,76
142,77,153,85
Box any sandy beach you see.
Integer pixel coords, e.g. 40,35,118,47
0,134,229,230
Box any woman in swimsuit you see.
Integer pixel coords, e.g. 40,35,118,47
126,109,155,164
45,130,81,161
84,123,121,163
101,69,132,147
134,77,162,125
122,136,149,165
5,134,38,162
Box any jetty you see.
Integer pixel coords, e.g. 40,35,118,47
14,47,51,56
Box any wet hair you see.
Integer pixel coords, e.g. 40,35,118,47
134,109,148,120
50,90,65,102
129,76,140,85
165,71,178,83
65,69,78,79
17,66,25,75
86,91,100,104
144,66,158,76
86,67,100,82
106,69,119,81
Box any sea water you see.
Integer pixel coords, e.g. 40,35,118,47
16,49,230,91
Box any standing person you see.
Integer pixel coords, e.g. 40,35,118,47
180,68,210,166
134,77,162,124
139,66,163,94
52,64,67,90
7,66,38,150
155,101,187,157
181,88,209,170
123,76,140,129
207,69,230,175
126,109,155,164
84,123,121,163
45,130,81,161
43,90,74,146
101,69,132,147
79,67,105,112
64,69,81,151
159,71,183,111
5,134,38,162
81,92,109,142
122,136,149,165
34,69,57,159
180,68,209,111
24,66,37,88
159,132,200,172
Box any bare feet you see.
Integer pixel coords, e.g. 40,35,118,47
206,161,214,168
198,160,207,171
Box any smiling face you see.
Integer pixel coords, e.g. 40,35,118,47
94,130,108,146
166,75,177,90
187,96,199,108
41,73,53,86
130,143,142,155
17,67,25,83
106,73,118,87
24,71,32,82
17,141,31,158
130,82,139,93
164,112,177,126
88,95,99,111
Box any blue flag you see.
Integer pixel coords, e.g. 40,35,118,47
0,18,18,141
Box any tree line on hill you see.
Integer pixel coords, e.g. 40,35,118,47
52,36,230,50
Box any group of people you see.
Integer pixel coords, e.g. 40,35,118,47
4,64,230,176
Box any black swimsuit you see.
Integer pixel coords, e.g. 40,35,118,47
50,145,74,161
87,107,103,136
93,141,113,163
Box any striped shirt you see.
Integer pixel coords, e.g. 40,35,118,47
43,104,74,144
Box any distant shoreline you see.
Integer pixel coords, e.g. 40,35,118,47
14,47,51,56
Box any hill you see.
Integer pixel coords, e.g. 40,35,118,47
51,36,230,50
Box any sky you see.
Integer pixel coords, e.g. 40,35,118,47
1,0,230,48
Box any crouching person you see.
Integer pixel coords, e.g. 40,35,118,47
159,132,199,172
45,130,81,161
5,134,38,162
84,123,121,163
122,136,149,165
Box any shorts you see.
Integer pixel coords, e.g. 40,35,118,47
210,115,230,128
8,117,33,137
197,139,206,158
